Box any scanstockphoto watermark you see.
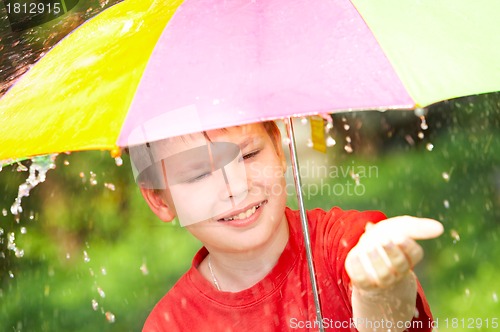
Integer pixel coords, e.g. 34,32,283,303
289,317,424,330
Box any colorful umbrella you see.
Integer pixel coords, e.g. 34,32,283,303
1,0,499,328
0,0,498,161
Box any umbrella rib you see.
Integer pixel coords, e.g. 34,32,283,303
284,117,324,331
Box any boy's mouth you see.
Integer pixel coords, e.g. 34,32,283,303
217,200,267,222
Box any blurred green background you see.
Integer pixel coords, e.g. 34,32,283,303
1,1,499,331
1,93,499,331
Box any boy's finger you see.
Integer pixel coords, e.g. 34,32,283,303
397,237,424,268
366,216,444,241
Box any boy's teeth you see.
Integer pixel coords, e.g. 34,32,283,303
223,204,260,221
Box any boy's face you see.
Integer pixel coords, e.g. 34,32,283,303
141,123,288,251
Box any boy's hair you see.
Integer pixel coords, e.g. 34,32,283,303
129,121,280,189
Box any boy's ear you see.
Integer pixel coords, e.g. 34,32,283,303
139,188,176,222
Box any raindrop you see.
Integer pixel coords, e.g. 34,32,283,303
63,160,70,166
443,200,450,209
419,116,428,130
282,137,291,145
140,262,149,275
15,249,24,258
465,288,470,297
114,157,123,167
300,117,308,125
442,172,450,182
343,123,350,131
10,155,57,216
306,139,313,148
2,209,7,216
29,212,35,220
325,122,333,131
97,287,106,298
100,267,107,275
417,131,424,139
89,172,98,186
16,164,28,172
350,172,361,186
0,228,3,236
66,253,71,259
9,271,14,278
493,292,498,303
105,312,115,323
104,183,116,191
83,251,90,263
20,227,27,234
92,299,99,311
344,145,353,154
345,136,352,143
451,229,460,243
404,135,415,146
414,107,426,117
326,136,336,147
426,143,434,151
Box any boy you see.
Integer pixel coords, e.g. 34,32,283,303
130,121,443,331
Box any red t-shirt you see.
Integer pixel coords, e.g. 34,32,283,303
143,207,433,331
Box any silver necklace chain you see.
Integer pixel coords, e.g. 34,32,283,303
208,255,221,291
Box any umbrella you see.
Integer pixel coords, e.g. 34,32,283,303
1,0,499,328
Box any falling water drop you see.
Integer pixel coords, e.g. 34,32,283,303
20,227,27,234
10,155,57,216
105,312,116,323
493,292,498,303
104,183,116,191
343,123,350,131
97,287,106,298
326,136,336,147
442,172,450,182
426,143,434,151
465,288,470,297
100,267,107,275
344,145,353,154
114,157,123,167
300,117,308,125
417,131,424,139
63,160,70,166
89,172,98,186
450,229,460,243
306,139,313,148
443,200,450,209
282,137,290,145
83,251,90,263
2,209,7,216
325,122,333,131
140,262,149,275
92,299,99,311
419,116,428,130
8,271,14,278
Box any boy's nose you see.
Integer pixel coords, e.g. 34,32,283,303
217,158,249,204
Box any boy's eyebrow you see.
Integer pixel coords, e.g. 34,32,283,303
237,136,261,149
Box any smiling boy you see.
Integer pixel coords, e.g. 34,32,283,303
131,121,442,332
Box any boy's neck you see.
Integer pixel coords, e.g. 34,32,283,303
202,215,289,292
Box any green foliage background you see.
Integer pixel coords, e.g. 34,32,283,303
1,2,499,331
1,93,499,331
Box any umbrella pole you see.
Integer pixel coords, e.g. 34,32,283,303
284,117,324,331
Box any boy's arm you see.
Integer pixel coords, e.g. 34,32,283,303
345,217,443,332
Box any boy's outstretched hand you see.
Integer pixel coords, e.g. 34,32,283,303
345,216,443,332
345,216,444,290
